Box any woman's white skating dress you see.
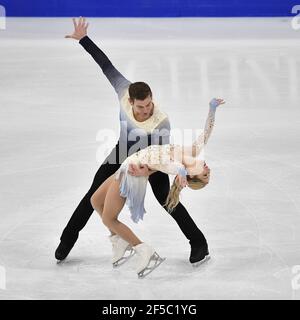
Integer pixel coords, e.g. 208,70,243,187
115,144,186,223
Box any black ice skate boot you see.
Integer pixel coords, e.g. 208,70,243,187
55,241,74,261
189,240,210,267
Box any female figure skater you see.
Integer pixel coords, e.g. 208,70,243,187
91,98,225,278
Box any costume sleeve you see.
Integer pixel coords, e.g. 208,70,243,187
184,98,219,157
79,36,131,99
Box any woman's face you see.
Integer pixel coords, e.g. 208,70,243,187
189,162,210,184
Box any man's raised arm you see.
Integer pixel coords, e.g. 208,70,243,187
65,17,131,99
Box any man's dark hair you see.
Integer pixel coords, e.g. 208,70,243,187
128,82,152,101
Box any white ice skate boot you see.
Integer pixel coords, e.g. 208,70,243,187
109,234,135,268
133,243,166,279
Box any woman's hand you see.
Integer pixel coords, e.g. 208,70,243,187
65,17,89,41
209,98,226,110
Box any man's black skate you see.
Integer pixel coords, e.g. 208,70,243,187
189,241,210,267
55,241,74,261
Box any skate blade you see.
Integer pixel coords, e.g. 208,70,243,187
191,254,210,268
137,252,166,279
112,248,136,268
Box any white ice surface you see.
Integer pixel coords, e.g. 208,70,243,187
0,17,300,300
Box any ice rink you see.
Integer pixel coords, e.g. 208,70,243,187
0,17,300,299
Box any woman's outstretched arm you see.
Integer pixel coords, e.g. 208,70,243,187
184,98,225,157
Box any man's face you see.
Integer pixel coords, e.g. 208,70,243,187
129,95,153,122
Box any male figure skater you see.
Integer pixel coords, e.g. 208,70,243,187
55,17,208,266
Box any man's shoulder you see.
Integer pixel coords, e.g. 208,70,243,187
154,108,170,126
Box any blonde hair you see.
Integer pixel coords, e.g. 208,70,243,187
164,176,208,213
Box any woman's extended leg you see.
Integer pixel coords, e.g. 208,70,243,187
90,173,117,235
92,172,165,275
91,174,142,247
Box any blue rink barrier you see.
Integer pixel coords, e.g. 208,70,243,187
0,0,297,17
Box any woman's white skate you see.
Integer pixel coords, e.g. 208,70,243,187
133,243,166,279
137,252,166,279
109,235,136,268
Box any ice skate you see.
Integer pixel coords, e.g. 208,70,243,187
190,241,210,267
191,254,210,267
109,234,135,268
55,241,74,262
133,243,166,279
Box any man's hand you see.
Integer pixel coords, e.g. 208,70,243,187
128,164,152,177
175,174,188,188
65,17,89,41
